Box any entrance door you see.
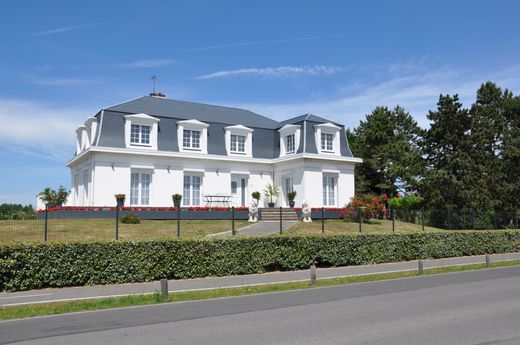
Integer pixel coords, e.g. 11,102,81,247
283,177,293,206
231,177,247,206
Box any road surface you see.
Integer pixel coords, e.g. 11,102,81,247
2,266,520,344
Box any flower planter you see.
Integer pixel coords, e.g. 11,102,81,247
268,202,275,208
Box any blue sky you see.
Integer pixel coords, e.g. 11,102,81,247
1,0,519,207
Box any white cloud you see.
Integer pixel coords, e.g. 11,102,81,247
30,24,95,36
184,33,349,52
196,65,347,80
120,59,177,68
230,65,520,130
0,98,93,162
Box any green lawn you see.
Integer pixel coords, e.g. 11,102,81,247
0,219,249,243
286,218,446,235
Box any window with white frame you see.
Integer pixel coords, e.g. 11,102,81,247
130,124,151,145
322,175,336,206
130,172,151,205
286,134,295,153
321,133,334,151
183,129,201,149
230,134,246,153
183,175,202,206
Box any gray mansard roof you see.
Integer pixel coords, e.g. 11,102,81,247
92,96,355,159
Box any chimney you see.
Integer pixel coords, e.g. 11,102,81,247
149,92,166,98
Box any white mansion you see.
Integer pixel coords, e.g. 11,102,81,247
65,94,362,208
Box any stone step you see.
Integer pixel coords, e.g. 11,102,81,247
259,208,298,221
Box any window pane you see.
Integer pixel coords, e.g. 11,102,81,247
183,175,191,205
231,181,237,193
141,126,151,144
230,134,237,152
131,125,140,143
141,173,150,205
328,177,335,205
191,131,200,148
131,173,139,205
183,130,191,148
192,176,201,205
321,133,326,150
287,134,295,153
237,135,245,152
322,176,327,205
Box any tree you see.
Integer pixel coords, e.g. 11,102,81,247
420,94,475,210
37,186,70,208
349,106,424,196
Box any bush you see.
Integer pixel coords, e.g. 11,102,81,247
120,214,140,224
1,231,520,292
340,194,387,221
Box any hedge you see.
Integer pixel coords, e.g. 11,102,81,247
1,231,520,292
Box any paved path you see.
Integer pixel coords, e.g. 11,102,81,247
3,266,520,344
1,252,519,307
206,220,297,237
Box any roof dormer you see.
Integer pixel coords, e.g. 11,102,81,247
124,113,160,150
314,122,341,156
279,124,301,157
177,119,209,154
224,124,254,157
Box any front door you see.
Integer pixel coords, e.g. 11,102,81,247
283,177,293,206
231,177,247,207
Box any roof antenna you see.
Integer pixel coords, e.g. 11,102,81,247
149,75,166,98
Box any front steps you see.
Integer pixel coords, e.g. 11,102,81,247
259,208,299,221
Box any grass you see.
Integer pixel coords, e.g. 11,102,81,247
0,219,249,243
2,259,519,321
286,218,446,235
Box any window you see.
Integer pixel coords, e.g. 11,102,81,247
286,134,295,153
321,133,334,151
183,129,201,149
130,172,151,205
130,124,151,145
230,134,246,153
322,176,336,206
231,181,238,194
183,175,202,206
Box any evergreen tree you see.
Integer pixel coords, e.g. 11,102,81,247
420,94,475,210
349,106,423,196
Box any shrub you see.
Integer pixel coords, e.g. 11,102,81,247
120,213,140,224
340,194,387,221
251,191,261,201
1,231,520,292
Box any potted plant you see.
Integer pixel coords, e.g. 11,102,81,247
251,191,261,203
288,191,297,208
172,194,182,208
263,184,279,208
115,194,126,207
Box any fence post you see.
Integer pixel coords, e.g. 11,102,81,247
485,254,491,268
418,259,424,275
44,204,48,241
310,263,317,287
115,206,119,240
358,210,362,233
232,206,236,236
279,206,283,234
493,209,498,230
321,207,325,234
392,209,395,233
421,207,425,232
177,207,180,238
160,278,168,300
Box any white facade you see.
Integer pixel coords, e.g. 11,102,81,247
64,98,362,209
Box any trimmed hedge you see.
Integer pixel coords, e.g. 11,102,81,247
1,231,520,292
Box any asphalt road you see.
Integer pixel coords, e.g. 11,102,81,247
2,266,520,345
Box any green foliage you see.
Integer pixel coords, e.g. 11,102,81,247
388,195,423,209
114,194,126,201
120,214,140,224
349,106,424,196
263,184,280,203
251,191,261,201
0,204,34,220
37,186,70,208
288,191,297,201
341,194,387,221
171,194,182,202
3,232,519,292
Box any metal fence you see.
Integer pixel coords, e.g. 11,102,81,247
0,207,518,244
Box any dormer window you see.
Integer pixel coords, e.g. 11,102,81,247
230,134,246,153
177,119,209,154
183,129,201,149
321,133,333,151
225,125,253,157
286,134,295,153
278,124,301,157
314,123,341,155
124,113,159,150
131,124,151,145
